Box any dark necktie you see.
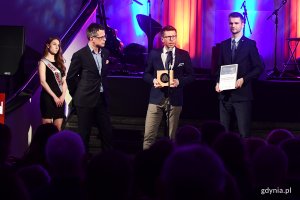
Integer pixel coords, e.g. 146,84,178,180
231,39,237,62
165,51,173,69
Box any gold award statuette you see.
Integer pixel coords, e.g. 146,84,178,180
157,70,174,87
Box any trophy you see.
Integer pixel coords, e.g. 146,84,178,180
157,70,174,87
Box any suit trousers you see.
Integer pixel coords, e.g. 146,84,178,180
143,99,182,149
76,93,112,152
219,100,252,137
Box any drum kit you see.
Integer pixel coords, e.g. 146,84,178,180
98,0,162,73
98,0,162,56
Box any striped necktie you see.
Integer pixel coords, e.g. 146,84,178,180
165,51,173,69
231,39,237,62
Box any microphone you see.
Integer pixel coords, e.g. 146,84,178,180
282,0,287,5
240,0,245,9
167,50,173,66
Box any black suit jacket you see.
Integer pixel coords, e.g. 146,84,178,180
216,36,263,101
67,45,110,107
143,47,195,106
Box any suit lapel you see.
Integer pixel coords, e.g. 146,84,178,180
101,49,109,75
225,39,232,62
173,48,179,69
158,48,164,70
84,46,98,70
235,36,246,57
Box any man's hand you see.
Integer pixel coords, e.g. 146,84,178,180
215,83,221,93
153,78,163,88
170,79,179,87
236,78,244,88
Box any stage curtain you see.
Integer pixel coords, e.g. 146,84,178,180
285,0,300,58
163,0,203,67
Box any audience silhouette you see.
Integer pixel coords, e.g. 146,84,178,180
32,130,86,200
15,123,58,170
161,145,227,200
200,120,226,146
175,125,201,146
133,138,174,200
1,122,300,200
266,128,294,145
87,150,133,200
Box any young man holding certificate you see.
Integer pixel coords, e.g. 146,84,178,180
143,25,195,149
215,12,263,137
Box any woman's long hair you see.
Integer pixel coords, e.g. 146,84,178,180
43,36,66,73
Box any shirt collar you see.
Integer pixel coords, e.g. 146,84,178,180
163,47,175,54
88,44,101,54
232,35,242,43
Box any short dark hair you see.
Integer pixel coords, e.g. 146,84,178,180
160,25,177,37
86,23,105,40
229,12,245,23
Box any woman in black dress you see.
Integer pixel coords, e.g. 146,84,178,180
38,37,66,130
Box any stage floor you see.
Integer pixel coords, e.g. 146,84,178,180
61,75,300,154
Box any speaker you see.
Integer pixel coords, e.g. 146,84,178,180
211,43,220,76
0,26,25,75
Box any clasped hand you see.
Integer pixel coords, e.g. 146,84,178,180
54,96,64,107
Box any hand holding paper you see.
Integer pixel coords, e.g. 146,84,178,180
219,64,238,91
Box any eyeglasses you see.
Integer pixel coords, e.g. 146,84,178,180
163,35,177,40
93,35,107,40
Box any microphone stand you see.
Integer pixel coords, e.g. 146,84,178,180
267,0,287,78
132,0,143,6
166,57,172,139
148,0,152,52
240,1,252,35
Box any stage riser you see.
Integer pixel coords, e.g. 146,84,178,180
63,77,300,153
107,77,300,122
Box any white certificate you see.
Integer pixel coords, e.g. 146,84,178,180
219,64,238,91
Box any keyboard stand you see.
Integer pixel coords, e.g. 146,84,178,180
280,38,300,77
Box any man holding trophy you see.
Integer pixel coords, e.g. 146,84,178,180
143,25,195,149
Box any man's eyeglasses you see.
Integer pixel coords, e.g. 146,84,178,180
163,35,177,40
93,35,107,40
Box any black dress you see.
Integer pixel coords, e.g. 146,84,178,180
40,60,65,119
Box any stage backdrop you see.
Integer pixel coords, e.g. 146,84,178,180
103,0,300,73
0,0,83,53
1,0,299,72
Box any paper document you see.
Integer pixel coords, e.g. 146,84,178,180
219,64,238,91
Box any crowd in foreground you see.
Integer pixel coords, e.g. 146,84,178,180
1,121,300,200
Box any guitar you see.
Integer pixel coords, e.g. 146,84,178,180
98,0,123,58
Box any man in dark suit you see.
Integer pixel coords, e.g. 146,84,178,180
215,12,263,137
67,23,112,151
143,25,195,149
